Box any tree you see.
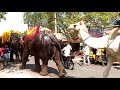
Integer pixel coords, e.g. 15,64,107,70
23,12,119,40
84,12,118,29
0,12,7,21
56,12,119,39
57,12,118,30
23,12,55,30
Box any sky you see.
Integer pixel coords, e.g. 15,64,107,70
0,12,28,36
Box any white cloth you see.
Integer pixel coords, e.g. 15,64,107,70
80,42,83,46
62,44,72,57
96,49,101,56
83,45,90,55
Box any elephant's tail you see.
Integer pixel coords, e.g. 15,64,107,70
47,33,61,52
48,33,63,61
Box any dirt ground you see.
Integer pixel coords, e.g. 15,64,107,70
0,56,120,78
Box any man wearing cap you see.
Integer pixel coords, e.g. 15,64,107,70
113,13,120,27
79,13,90,29
109,13,120,40
80,13,86,24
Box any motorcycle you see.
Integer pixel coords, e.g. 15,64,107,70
61,53,75,70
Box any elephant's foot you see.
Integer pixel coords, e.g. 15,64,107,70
59,70,67,78
16,58,21,64
10,59,14,62
19,65,26,70
0,62,5,70
39,70,48,76
19,60,22,63
34,67,41,72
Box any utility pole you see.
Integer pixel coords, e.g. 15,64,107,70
54,12,57,33
28,23,29,30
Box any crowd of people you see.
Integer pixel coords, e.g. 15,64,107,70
61,41,108,67
0,42,11,61
62,41,107,66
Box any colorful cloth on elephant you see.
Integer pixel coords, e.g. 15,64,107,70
26,25,41,41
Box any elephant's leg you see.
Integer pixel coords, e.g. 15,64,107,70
34,56,41,72
20,50,26,62
53,51,66,77
39,59,48,76
10,50,14,62
103,55,113,78
14,51,20,63
20,51,23,62
19,44,29,69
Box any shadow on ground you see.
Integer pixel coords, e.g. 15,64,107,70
63,76,76,78
4,63,60,78
114,66,120,70
63,76,95,78
4,63,96,78
5,63,18,69
26,64,59,75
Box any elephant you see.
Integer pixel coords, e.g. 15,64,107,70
10,33,23,63
19,25,66,77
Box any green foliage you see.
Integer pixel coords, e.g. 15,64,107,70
0,12,7,21
23,12,119,39
84,12,118,28
23,12,55,30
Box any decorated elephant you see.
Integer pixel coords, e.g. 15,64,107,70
2,30,23,63
20,25,66,77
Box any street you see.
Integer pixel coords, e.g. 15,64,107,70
0,12,120,79
0,56,120,78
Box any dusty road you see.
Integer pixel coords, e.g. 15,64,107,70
0,56,120,78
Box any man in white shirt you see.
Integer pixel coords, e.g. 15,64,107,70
61,44,72,57
83,44,90,65
96,48,102,62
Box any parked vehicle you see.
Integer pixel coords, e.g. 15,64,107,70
62,53,74,70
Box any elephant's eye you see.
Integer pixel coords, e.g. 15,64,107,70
74,25,76,28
